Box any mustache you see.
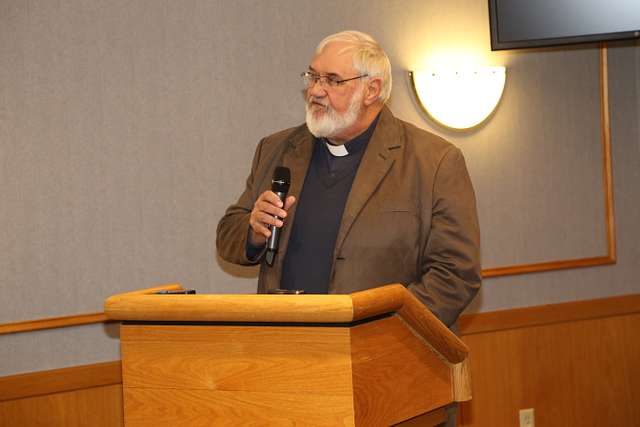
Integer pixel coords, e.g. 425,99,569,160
305,95,329,110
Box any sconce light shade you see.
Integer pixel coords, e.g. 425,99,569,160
410,67,506,130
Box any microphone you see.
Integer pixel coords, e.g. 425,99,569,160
265,166,291,267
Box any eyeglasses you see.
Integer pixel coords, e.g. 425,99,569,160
300,71,368,89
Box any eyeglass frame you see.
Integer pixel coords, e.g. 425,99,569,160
300,71,369,89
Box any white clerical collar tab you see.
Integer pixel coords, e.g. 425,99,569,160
325,142,349,157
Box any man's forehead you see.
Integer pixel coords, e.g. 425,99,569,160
310,41,355,74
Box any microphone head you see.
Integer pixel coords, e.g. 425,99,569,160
271,166,291,193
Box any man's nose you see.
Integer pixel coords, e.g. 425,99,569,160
307,80,328,98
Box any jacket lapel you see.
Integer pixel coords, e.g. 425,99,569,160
333,106,401,257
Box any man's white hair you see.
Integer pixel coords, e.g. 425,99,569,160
315,30,392,103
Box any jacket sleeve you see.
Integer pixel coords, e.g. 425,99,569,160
216,139,266,266
408,146,481,327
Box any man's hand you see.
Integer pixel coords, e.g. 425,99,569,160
249,191,296,246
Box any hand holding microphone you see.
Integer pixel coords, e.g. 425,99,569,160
248,167,295,265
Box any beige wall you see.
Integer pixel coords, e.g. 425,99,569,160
1,0,639,376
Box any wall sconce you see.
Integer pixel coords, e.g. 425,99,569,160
409,67,506,130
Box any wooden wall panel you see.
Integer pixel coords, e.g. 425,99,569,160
0,361,121,402
459,312,640,427
0,384,123,427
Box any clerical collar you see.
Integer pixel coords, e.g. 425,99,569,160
325,142,349,157
322,113,380,158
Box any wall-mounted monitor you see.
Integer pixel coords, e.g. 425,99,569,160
489,0,640,51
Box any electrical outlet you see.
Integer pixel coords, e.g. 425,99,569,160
519,408,535,427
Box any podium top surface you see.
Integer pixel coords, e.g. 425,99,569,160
104,283,469,364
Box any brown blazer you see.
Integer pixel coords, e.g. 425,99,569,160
216,106,481,326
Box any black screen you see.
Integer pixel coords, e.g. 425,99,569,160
489,0,640,50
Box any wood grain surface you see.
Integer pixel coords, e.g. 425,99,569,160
459,312,640,426
0,384,123,427
123,388,354,427
106,293,355,323
0,312,109,335
459,293,640,335
451,359,471,402
351,315,453,426
398,289,469,364
0,361,121,402
350,285,405,320
121,323,355,426
121,324,353,394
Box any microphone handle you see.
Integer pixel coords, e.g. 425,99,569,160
266,191,287,251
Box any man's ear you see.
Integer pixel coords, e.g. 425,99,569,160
363,78,382,106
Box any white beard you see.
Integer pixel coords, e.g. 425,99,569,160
305,89,364,139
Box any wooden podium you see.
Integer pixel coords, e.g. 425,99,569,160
105,284,471,426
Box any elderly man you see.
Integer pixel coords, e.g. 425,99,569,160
217,30,480,328
217,29,480,426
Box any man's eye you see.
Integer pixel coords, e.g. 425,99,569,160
327,77,340,86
